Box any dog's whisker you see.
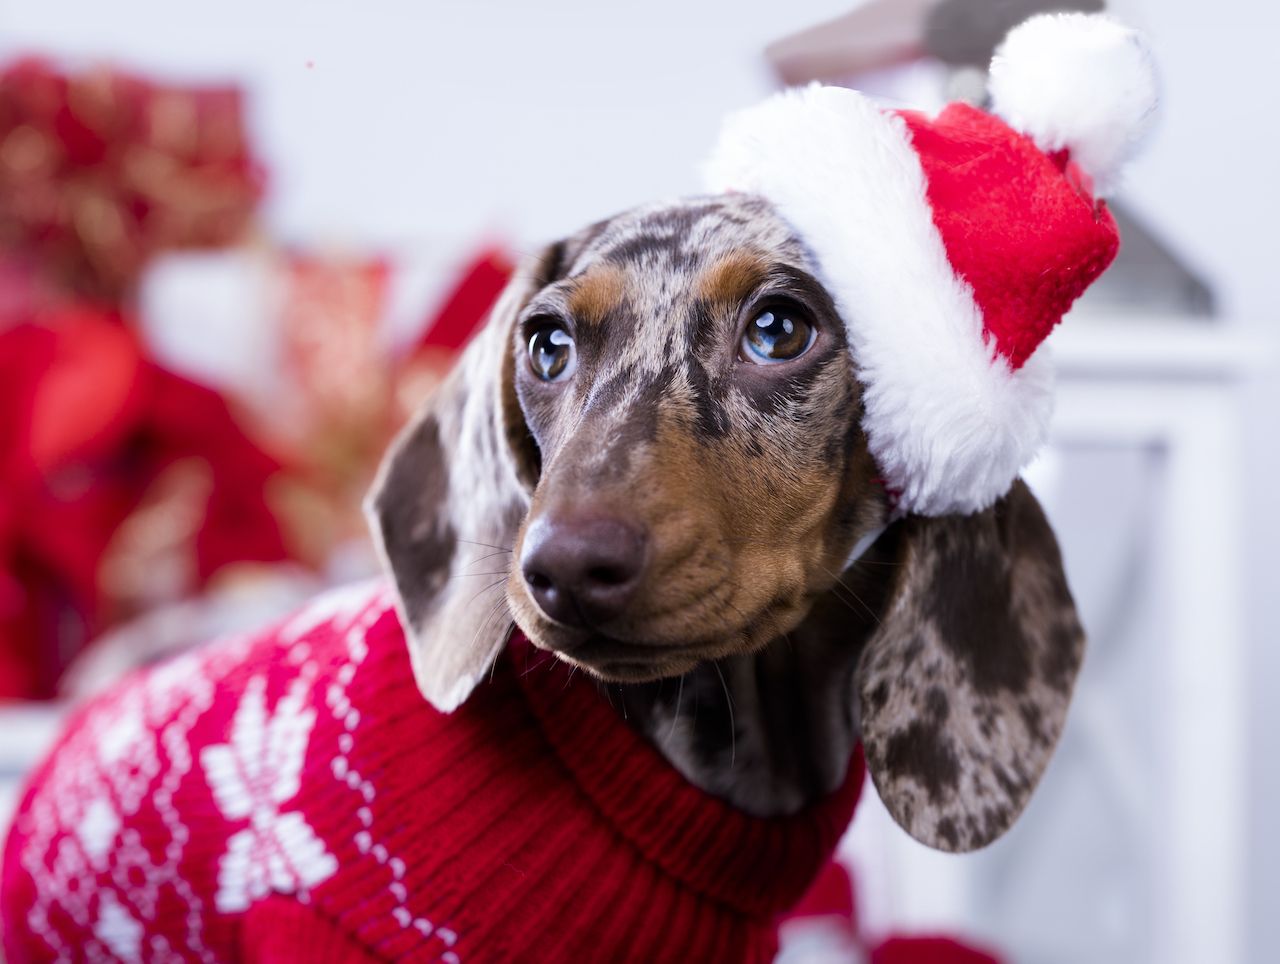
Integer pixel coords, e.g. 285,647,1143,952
463,549,516,570
819,583,871,622
716,592,755,639
463,577,510,609
818,564,882,625
481,625,510,677
448,571,512,583
521,652,555,678
468,585,511,651
719,594,749,622
481,594,511,634
665,674,685,743
851,595,881,626
465,589,513,672
561,663,580,692
456,538,515,553
713,662,736,768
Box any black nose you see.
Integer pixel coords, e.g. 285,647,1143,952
521,514,648,627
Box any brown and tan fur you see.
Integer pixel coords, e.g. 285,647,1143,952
368,194,1085,851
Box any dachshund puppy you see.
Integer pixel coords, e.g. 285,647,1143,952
2,195,1085,963
8,12,1157,955
371,192,1085,851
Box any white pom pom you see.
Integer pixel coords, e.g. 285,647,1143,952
988,13,1158,196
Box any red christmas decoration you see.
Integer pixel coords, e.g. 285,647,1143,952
0,311,289,697
0,58,264,306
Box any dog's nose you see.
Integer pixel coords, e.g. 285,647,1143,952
520,514,648,626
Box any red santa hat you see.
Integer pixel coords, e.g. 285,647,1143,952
705,13,1158,516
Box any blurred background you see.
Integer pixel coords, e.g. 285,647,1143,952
0,0,1275,961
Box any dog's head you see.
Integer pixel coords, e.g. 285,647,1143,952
367,194,1084,852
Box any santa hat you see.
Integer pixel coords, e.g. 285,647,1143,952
705,13,1158,516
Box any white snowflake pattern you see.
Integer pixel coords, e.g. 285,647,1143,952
200,675,337,913
94,891,143,960
20,638,246,961
76,798,121,869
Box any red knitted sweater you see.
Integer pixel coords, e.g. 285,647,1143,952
2,582,865,962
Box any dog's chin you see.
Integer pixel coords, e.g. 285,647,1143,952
507,584,818,682
513,618,731,681
558,649,702,684
525,631,708,683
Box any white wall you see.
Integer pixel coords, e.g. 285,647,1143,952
0,0,846,248
6,0,1273,313
1113,5,1280,961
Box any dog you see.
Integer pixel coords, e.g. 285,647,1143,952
373,192,1084,836
2,194,1085,962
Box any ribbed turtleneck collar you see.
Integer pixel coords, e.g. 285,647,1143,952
507,632,865,919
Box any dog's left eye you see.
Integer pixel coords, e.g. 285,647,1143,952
740,306,815,364
528,323,577,381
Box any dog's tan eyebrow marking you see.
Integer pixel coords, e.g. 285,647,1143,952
565,266,627,326
696,251,771,306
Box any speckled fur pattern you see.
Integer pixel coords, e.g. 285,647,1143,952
504,196,886,680
856,481,1085,850
367,195,1085,850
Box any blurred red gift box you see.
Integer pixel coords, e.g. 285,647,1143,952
0,57,264,307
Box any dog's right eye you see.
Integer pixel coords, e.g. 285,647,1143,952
740,304,815,364
528,323,577,382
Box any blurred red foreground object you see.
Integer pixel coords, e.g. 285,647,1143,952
781,861,1005,963
0,311,288,698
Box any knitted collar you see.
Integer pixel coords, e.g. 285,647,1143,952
508,632,865,919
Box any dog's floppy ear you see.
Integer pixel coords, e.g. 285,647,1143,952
365,247,557,712
856,480,1084,852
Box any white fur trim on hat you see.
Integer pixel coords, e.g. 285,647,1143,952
705,85,1053,518
989,12,1158,197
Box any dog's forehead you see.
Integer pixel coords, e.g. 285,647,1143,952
568,194,815,282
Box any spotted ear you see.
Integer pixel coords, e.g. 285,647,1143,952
856,480,1085,852
365,247,555,712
